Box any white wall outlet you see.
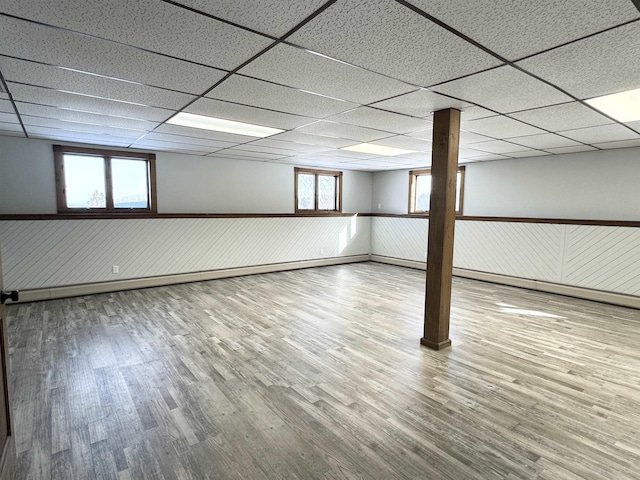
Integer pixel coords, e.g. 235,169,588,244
377,203,381,209
112,265,119,274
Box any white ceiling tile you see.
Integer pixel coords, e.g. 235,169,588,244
205,153,266,162
185,97,314,130
216,148,287,160
239,43,415,104
0,124,25,135
558,124,640,144
370,136,432,152
0,57,195,110
0,92,9,101
405,128,433,141
0,112,19,124
432,66,572,113
287,0,502,86
316,149,377,160
8,83,171,122
225,143,298,156
208,75,357,118
170,0,329,37
459,131,494,145
462,116,546,138
155,124,256,144
22,117,146,138
507,150,552,158
142,132,236,149
591,139,640,150
460,106,497,121
0,100,14,113
370,90,470,117
248,137,331,153
625,120,640,132
294,120,392,142
26,127,137,146
271,156,348,169
507,133,582,149
3,0,272,70
468,140,533,154
130,139,216,153
267,132,354,149
0,17,225,94
15,103,159,131
460,153,510,162
517,22,640,99
543,145,598,154
508,102,613,131
340,160,399,170
406,0,639,60
327,107,432,134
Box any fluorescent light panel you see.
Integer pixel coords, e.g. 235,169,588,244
167,112,284,138
341,143,416,156
586,88,640,122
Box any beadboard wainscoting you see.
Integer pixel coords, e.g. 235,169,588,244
371,217,640,308
0,216,370,300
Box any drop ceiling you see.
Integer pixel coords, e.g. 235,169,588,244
0,0,639,171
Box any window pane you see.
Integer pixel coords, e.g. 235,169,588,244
415,174,431,211
63,154,106,208
297,173,315,210
112,158,149,208
318,175,336,210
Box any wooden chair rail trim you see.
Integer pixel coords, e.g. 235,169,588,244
1,213,640,227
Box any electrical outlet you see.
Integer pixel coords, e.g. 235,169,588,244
112,265,119,274
377,203,381,209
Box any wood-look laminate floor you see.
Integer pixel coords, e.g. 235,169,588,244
6,262,640,479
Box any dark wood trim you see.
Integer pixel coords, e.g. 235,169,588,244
148,154,158,214
408,166,465,215
53,144,66,213
422,108,461,351
457,166,466,215
0,213,362,221
368,214,640,227
104,156,114,211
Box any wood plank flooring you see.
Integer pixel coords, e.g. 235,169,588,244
6,262,640,479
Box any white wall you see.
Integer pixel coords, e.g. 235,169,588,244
0,136,373,214
371,147,640,220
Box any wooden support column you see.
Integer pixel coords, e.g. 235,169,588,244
420,108,460,350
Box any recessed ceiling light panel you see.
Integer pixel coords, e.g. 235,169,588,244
341,143,416,156
586,88,640,122
167,112,284,138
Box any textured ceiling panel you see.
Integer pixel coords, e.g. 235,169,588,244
370,90,470,117
208,75,357,118
141,132,236,149
185,97,315,130
224,143,298,156
508,102,613,132
26,126,139,146
593,139,640,150
21,116,147,138
0,123,24,135
0,112,20,124
517,23,640,99
370,135,432,152
130,139,217,153
0,100,15,113
460,107,497,121
468,140,532,154
267,131,355,149
405,0,639,61
2,0,273,70
507,133,582,149
507,150,551,158
0,16,225,94
14,103,159,131
169,0,329,37
462,116,546,138
558,124,640,144
0,57,196,110
216,148,287,160
239,44,415,104
543,145,598,154
8,83,172,122
287,0,502,86
327,107,432,134
405,129,434,141
247,137,334,153
432,66,572,113
459,131,494,145
294,120,393,142
155,124,256,144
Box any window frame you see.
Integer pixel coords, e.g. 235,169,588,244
294,167,343,213
408,166,465,215
54,145,157,214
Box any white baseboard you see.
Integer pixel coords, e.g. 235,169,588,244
370,255,640,309
13,255,370,303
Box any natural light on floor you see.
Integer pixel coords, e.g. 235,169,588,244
495,302,566,319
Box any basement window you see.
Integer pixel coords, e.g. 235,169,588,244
54,145,157,214
409,167,465,214
295,167,342,213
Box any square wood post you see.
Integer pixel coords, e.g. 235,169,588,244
421,108,461,350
